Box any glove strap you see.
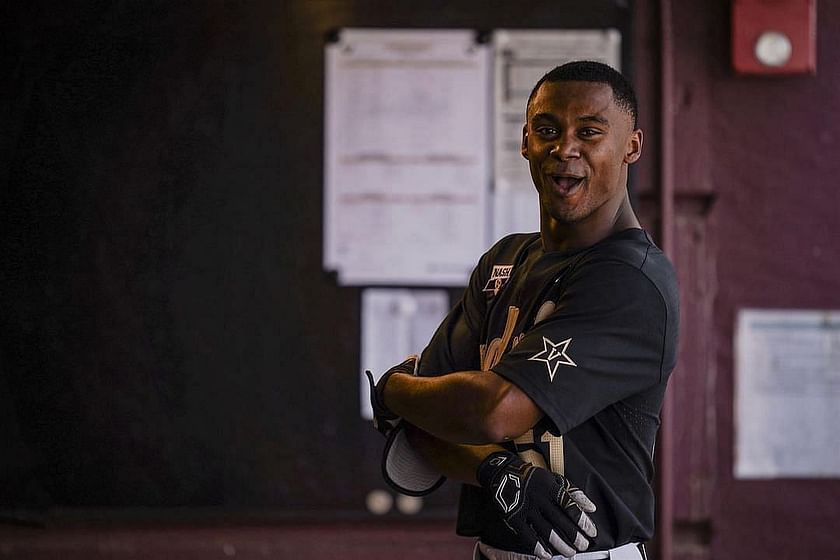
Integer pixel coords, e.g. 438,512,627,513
476,450,528,488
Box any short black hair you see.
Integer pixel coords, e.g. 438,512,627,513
527,61,639,129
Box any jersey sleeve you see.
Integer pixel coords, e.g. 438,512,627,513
491,260,671,434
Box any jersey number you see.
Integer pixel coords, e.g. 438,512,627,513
514,429,565,475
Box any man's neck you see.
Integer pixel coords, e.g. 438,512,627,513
540,195,640,254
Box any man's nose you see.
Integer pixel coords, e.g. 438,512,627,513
549,137,580,160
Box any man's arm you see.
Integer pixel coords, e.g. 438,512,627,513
383,369,542,445
368,360,601,558
403,423,503,485
404,423,598,559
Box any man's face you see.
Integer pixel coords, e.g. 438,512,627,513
521,81,642,226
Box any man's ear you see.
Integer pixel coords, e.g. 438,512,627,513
520,124,529,160
624,129,643,164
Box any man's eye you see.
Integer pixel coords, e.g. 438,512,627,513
536,127,558,137
579,128,601,138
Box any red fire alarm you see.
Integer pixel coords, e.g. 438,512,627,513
732,0,817,75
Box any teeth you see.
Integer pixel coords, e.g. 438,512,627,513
553,177,582,190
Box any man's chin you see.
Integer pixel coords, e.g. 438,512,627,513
541,200,587,225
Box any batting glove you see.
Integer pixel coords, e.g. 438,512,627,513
477,450,597,559
364,355,418,438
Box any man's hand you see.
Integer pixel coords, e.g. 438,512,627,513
365,355,418,438
477,450,597,559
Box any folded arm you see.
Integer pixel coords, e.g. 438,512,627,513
403,423,503,485
383,369,543,445
404,423,597,559
372,366,599,558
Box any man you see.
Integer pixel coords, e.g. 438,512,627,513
367,61,679,560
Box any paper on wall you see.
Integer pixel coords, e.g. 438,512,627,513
360,288,450,419
324,29,490,286
735,309,840,478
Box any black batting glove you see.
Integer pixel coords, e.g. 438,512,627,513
477,450,597,560
364,355,418,438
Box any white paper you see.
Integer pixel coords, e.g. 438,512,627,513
490,29,621,240
325,29,490,286
360,289,450,419
735,309,840,478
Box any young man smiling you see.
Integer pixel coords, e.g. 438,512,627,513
526,78,642,253
368,61,679,560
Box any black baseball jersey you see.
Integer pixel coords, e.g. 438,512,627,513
418,228,679,552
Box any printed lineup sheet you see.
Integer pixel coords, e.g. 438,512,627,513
735,309,840,478
324,29,490,286
491,30,621,241
359,289,449,420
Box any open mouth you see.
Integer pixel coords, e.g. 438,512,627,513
549,175,584,196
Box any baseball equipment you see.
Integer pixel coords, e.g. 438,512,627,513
381,421,446,496
477,450,597,560
365,355,418,438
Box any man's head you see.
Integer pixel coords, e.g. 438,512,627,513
527,61,638,129
521,61,642,231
